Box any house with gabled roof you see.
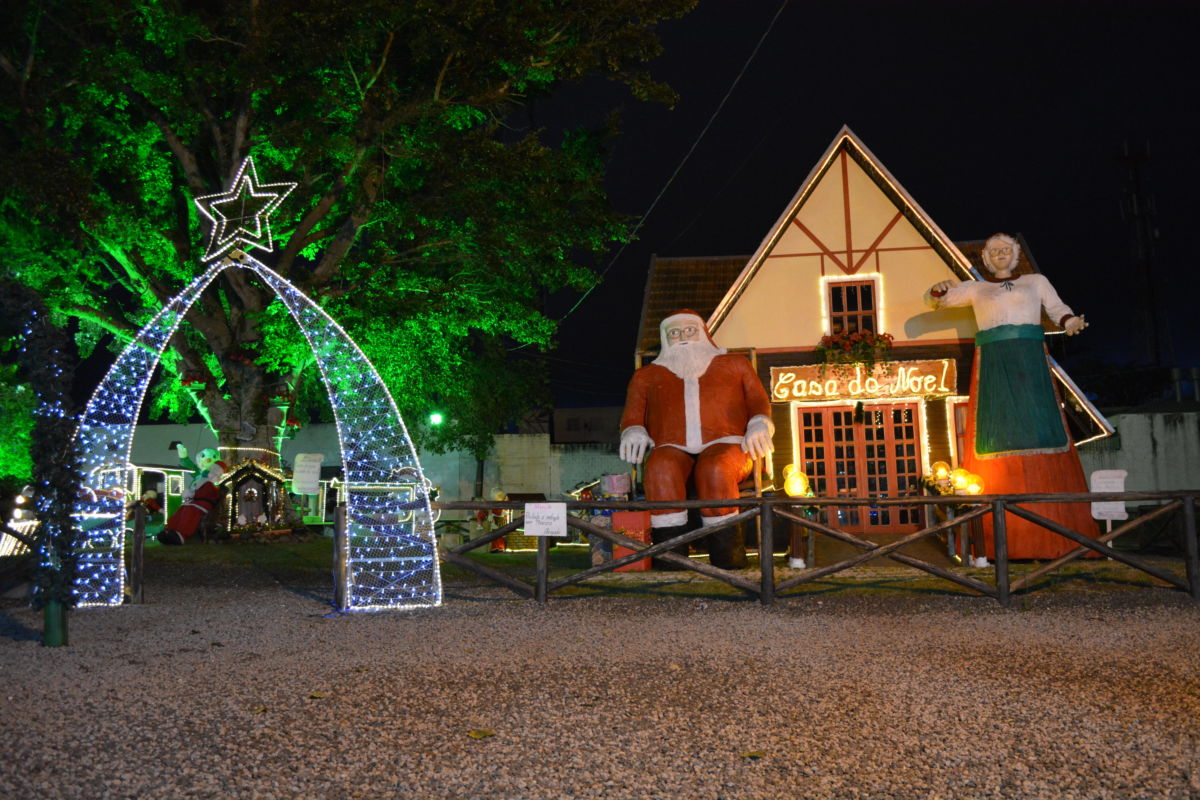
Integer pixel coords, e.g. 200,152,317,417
636,126,1112,536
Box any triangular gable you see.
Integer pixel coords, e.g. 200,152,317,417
701,125,1110,441
709,126,979,343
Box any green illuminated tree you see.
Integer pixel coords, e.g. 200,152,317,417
0,365,36,488
0,0,693,466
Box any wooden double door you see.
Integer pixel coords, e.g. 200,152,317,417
796,402,923,533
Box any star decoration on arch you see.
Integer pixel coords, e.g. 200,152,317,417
194,155,297,262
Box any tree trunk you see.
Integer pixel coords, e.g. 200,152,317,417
202,385,304,532
202,362,286,470
214,408,285,471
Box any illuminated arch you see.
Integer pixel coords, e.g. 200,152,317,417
71,253,441,610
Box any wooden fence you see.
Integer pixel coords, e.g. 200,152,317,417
435,492,1200,607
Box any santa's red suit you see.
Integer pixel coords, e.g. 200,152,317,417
621,355,771,520
165,480,221,542
158,447,227,546
619,311,774,569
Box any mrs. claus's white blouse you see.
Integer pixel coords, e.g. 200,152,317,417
929,274,1074,332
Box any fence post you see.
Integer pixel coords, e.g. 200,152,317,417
993,499,1010,607
333,505,348,611
129,502,146,604
1183,496,1199,603
535,532,549,605
759,502,775,606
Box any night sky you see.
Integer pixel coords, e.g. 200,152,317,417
542,0,1199,407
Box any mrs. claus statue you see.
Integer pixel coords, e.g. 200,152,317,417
926,232,1097,560
619,310,774,569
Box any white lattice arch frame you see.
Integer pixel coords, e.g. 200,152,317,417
71,254,442,610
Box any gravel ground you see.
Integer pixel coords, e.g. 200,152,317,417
2,562,1199,800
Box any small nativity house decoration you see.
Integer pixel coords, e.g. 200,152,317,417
636,126,1112,555
217,456,293,537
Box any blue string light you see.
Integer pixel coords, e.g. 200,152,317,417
70,253,441,610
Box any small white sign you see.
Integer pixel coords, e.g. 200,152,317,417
1090,469,1128,521
292,453,325,495
523,502,567,537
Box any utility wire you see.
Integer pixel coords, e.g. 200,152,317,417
553,0,791,325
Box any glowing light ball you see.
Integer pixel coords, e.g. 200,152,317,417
784,471,810,498
950,468,970,492
930,461,951,480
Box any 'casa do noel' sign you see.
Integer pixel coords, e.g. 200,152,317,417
770,359,957,402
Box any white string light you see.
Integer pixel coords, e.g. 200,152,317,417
193,157,297,262
248,254,441,610
70,253,441,610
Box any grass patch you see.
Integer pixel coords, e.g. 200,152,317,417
144,535,335,573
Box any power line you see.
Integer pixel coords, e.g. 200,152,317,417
553,0,791,324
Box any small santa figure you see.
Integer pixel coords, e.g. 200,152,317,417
127,489,163,522
619,310,774,569
157,445,227,546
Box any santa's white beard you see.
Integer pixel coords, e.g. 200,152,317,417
654,340,720,379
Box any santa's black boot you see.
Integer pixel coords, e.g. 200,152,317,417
156,528,185,546
650,524,691,571
704,522,748,570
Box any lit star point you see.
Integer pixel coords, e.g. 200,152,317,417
194,156,297,262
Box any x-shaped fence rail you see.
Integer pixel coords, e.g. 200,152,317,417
435,492,1200,606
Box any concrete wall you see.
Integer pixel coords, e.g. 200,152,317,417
130,424,627,504
552,406,622,444
1078,411,1200,491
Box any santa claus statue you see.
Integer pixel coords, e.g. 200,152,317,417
619,310,774,569
157,445,227,546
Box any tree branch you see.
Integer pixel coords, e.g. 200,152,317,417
0,7,41,109
60,303,139,341
81,224,157,301
364,31,396,97
167,330,211,379
308,166,382,287
183,299,234,355
221,263,265,312
122,86,206,194
200,102,227,171
433,50,456,101
277,151,367,275
0,53,19,82
229,92,253,175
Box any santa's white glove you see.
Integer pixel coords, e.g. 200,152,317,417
741,416,775,460
1064,314,1087,336
176,444,188,459
619,426,654,464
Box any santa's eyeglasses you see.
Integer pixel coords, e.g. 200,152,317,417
666,325,699,340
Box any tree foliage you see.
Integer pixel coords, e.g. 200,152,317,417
0,282,82,608
0,363,36,487
0,0,693,462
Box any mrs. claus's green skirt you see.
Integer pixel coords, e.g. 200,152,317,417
974,324,1068,457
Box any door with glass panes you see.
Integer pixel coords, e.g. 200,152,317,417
796,403,923,533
